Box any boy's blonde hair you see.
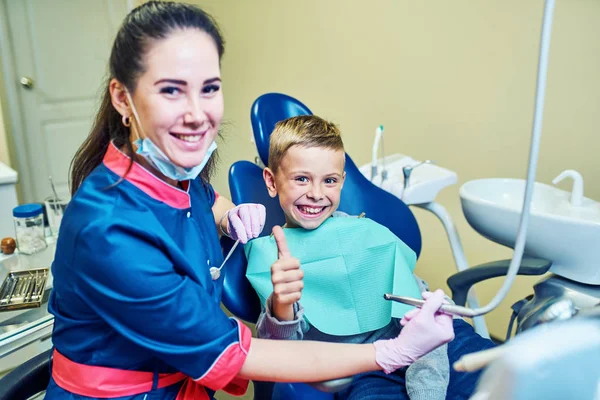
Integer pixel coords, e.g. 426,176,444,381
268,115,344,173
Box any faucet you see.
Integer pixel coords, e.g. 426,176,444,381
402,160,435,191
552,169,584,207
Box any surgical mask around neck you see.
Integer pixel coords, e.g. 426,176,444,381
125,90,217,181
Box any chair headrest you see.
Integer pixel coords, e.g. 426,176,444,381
228,160,286,235
339,155,422,257
251,93,312,166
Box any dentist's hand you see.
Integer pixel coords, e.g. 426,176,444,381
270,226,304,321
374,289,455,374
226,203,266,244
398,290,452,326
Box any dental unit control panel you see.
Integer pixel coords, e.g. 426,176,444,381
359,153,458,206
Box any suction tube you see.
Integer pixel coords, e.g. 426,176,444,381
447,0,556,318
371,125,384,180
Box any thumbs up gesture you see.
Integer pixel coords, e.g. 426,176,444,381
270,226,304,321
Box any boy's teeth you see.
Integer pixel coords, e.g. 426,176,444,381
299,206,324,214
174,134,201,142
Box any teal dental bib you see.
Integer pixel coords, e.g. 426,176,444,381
245,217,421,336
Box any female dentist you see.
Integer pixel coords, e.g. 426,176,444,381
45,2,454,399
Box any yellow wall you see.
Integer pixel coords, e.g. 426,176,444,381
2,0,597,339
192,0,600,339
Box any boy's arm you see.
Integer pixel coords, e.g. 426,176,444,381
269,226,304,321
405,343,449,400
256,294,309,340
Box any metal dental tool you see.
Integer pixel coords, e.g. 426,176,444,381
0,268,49,311
49,176,60,204
210,240,240,280
383,293,474,317
402,160,435,192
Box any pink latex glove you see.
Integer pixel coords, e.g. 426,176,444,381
373,289,455,374
398,291,452,325
226,204,266,244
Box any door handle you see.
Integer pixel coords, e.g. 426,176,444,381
20,76,34,89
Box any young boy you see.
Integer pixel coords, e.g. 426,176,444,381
246,115,449,400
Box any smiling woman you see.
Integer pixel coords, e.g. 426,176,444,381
112,29,223,185
44,2,455,400
68,3,225,195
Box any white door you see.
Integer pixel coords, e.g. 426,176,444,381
0,0,130,202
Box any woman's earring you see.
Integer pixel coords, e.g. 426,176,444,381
122,115,131,127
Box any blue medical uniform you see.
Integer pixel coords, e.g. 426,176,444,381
45,143,250,400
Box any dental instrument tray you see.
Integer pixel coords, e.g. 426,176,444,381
0,268,49,311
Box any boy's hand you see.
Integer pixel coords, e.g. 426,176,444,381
270,226,304,321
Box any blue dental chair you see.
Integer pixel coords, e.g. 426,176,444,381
222,93,422,320
221,93,425,399
220,92,553,400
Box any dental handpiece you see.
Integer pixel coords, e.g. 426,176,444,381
383,294,476,317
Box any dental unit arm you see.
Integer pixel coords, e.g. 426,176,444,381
389,0,557,319
371,125,386,181
466,307,600,399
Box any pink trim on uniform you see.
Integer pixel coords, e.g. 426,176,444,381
103,142,191,209
51,320,252,398
52,350,209,399
194,319,252,393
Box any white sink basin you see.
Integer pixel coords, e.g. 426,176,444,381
460,178,600,285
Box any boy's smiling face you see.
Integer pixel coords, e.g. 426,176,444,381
264,145,346,230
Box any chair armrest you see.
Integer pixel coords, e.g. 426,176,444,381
447,257,552,306
0,349,52,400
272,378,351,400
307,377,353,393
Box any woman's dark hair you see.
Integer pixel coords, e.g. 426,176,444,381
69,1,225,195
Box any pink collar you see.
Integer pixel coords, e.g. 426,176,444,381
102,142,191,209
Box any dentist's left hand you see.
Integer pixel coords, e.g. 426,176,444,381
226,203,266,244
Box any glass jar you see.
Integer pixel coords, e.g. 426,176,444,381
13,204,47,255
